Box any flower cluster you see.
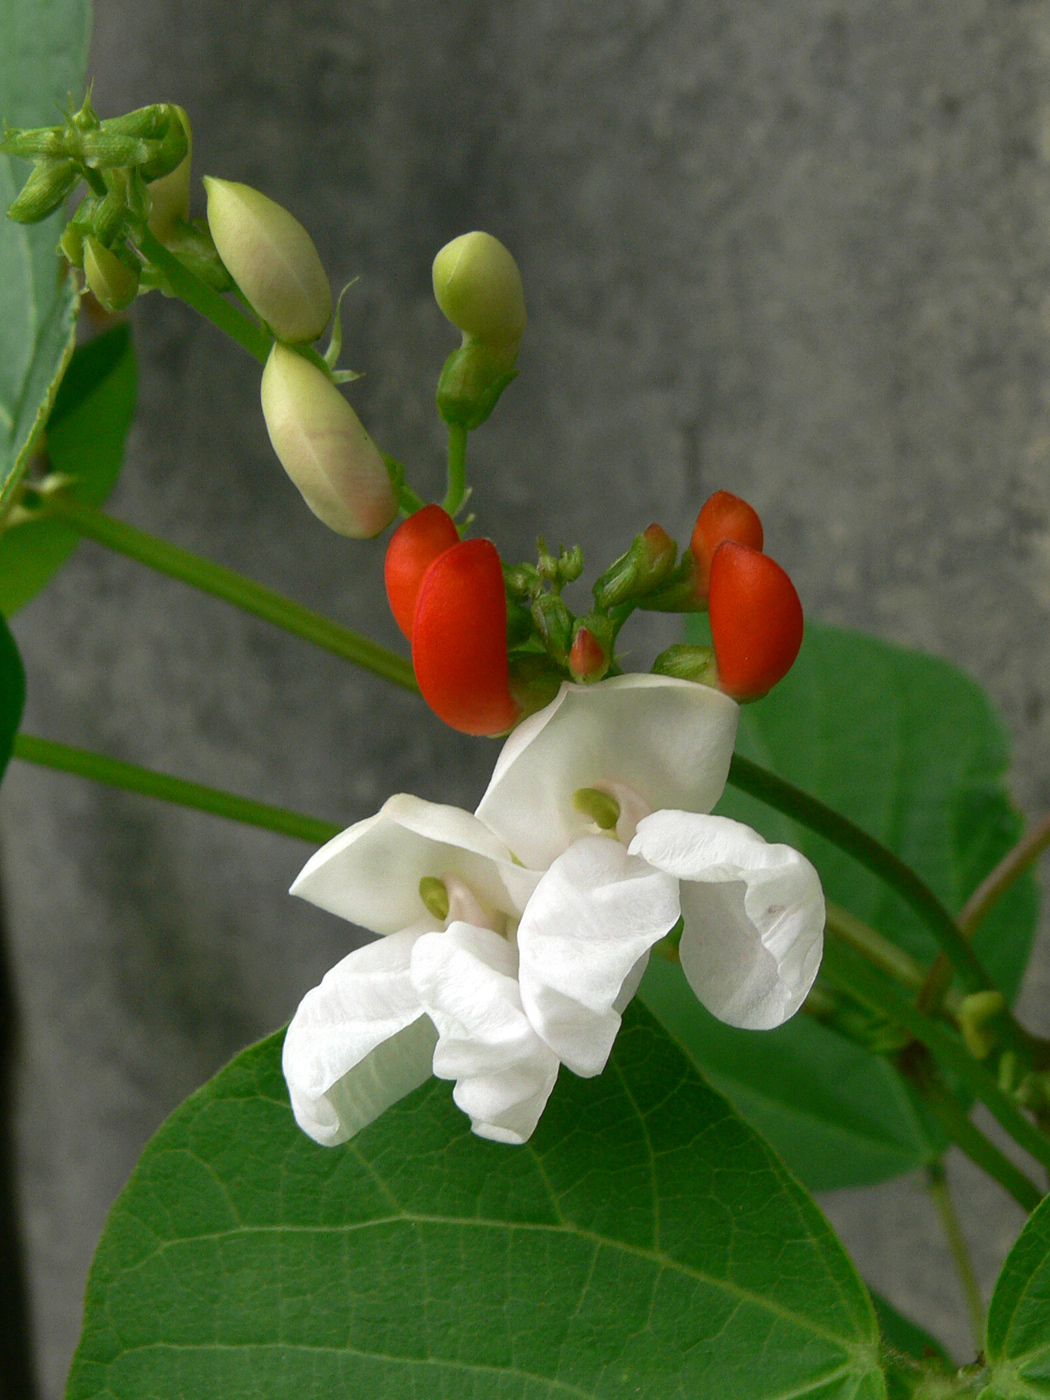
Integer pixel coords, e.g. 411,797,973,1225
282,674,825,1146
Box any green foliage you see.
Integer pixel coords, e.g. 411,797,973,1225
658,620,1036,1193
67,1002,887,1399
870,1293,953,1400
0,0,91,513
980,1192,1050,1398
0,613,25,777
0,324,137,614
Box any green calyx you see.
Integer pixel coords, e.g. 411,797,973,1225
592,524,678,610
436,339,518,430
651,643,719,687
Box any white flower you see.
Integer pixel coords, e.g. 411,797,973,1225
478,675,825,1037
282,793,558,1146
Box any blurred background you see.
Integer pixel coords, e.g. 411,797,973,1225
4,0,1050,1392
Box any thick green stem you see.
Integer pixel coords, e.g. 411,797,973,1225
925,1164,987,1351
41,493,419,693
442,423,468,516
12,734,341,846
821,938,1050,1178
727,754,1034,1063
134,225,273,364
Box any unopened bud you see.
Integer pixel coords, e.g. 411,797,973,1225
532,593,573,664
432,231,526,349
708,542,803,701
83,237,140,311
651,643,719,688
593,523,678,610
205,176,332,343
7,159,78,223
569,619,613,682
261,343,396,538
691,491,764,600
146,106,192,241
958,990,1006,1061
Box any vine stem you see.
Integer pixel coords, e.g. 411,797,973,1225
38,493,419,693
12,734,341,846
727,754,1035,1065
821,937,1050,1178
919,809,1050,1015
925,1163,987,1352
133,226,272,364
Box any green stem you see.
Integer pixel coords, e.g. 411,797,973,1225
920,810,1050,1015
12,734,341,846
825,901,929,994
727,754,1033,1062
925,1164,987,1351
442,423,468,516
134,225,273,364
821,937,1050,1178
41,493,419,692
906,1053,1042,1213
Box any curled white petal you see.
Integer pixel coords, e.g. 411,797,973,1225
476,675,739,869
516,836,680,1077
631,811,825,1029
282,928,438,1146
291,793,538,934
411,924,560,1145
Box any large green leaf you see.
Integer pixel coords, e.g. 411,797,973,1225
980,1193,1050,1398
0,0,92,512
0,614,25,777
0,325,137,614
655,620,1035,1193
67,1002,887,1400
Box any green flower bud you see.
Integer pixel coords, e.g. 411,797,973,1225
651,643,719,688
260,343,396,538
6,159,78,223
83,237,140,311
593,524,678,610
204,177,332,343
0,127,67,160
147,107,192,241
79,130,155,169
532,593,573,664
432,232,526,347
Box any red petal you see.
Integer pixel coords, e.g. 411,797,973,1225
384,505,461,640
412,538,521,735
690,491,765,600
708,541,803,700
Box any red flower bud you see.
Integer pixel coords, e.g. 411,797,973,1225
384,505,461,640
690,491,765,600
708,541,803,701
412,538,521,735
568,626,607,681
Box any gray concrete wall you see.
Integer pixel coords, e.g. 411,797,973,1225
4,0,1050,1390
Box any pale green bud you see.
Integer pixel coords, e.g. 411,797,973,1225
260,344,396,538
146,107,192,241
432,231,526,348
6,159,78,223
83,237,140,311
204,176,332,343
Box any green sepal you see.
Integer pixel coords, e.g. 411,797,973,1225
436,339,518,429
651,641,718,685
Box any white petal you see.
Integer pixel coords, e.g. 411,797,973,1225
516,836,681,1077
476,675,739,869
282,928,437,1145
291,792,538,933
631,811,825,1029
411,924,560,1145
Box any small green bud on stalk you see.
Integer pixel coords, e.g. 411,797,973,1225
593,523,677,610
432,231,527,348
532,593,573,664
957,990,1007,1061
83,237,140,311
79,130,154,168
146,107,192,241
6,159,78,223
261,344,397,539
651,643,719,688
204,177,332,343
